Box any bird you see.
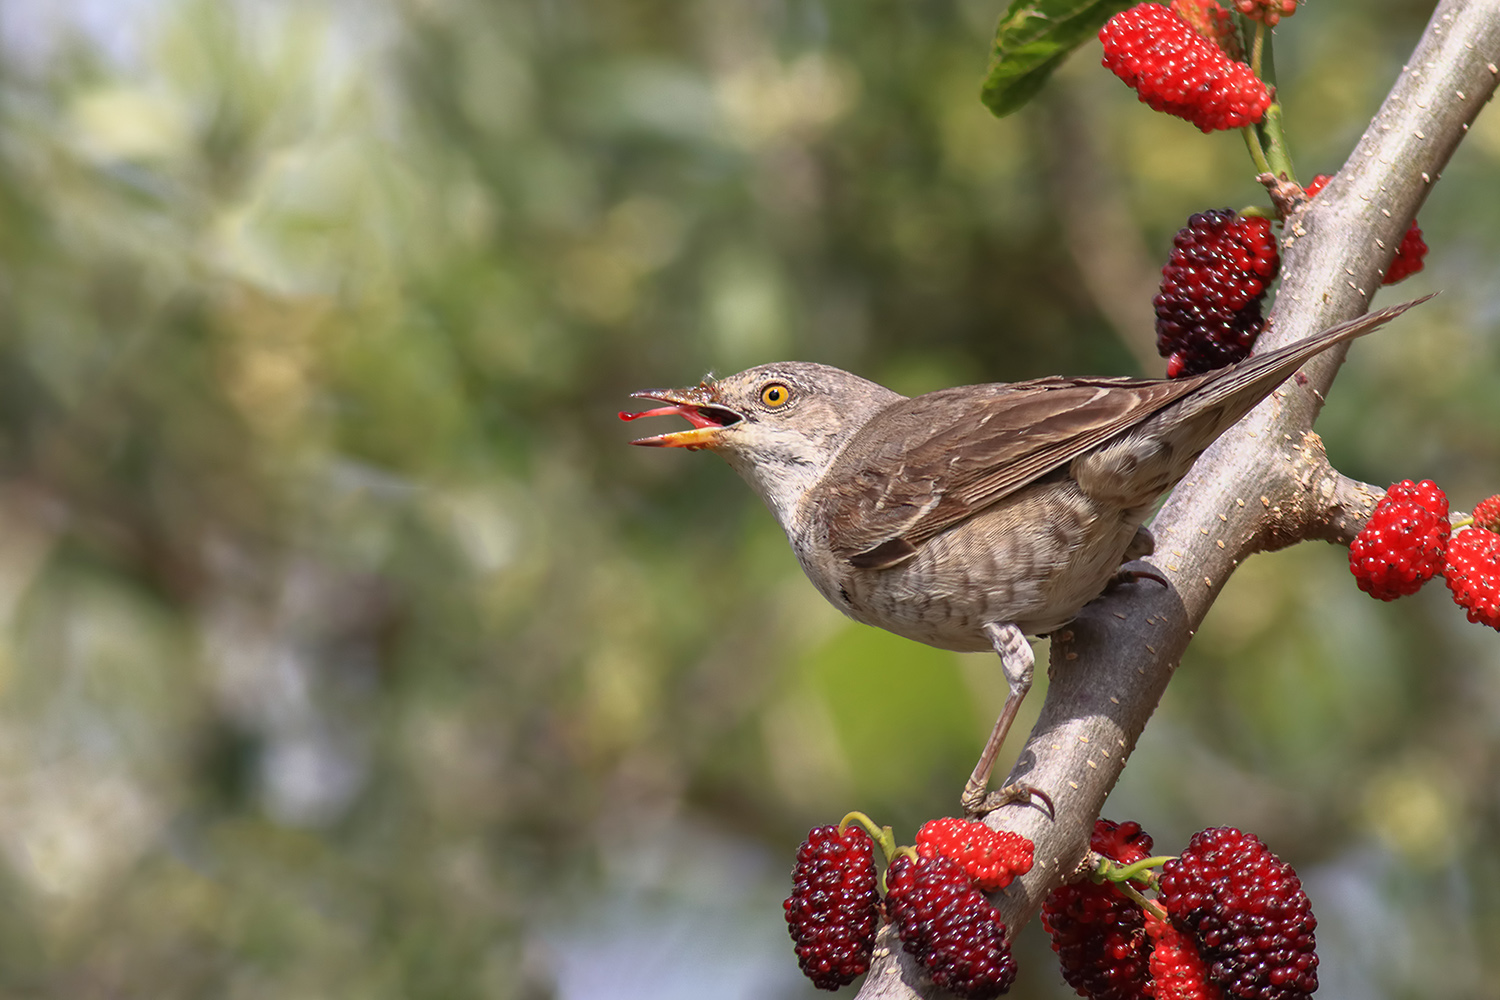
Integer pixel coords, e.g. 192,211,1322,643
622,299,1423,814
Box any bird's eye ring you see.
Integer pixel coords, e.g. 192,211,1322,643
760,382,792,408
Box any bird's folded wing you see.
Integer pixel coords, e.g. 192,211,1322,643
818,374,1210,569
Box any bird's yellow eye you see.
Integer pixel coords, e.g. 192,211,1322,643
760,382,792,408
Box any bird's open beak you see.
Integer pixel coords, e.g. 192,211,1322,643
620,383,743,450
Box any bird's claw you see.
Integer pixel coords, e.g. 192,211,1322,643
1106,564,1169,592
962,781,1055,821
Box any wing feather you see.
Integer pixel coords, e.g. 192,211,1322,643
814,373,1211,565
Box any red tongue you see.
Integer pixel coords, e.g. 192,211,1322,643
619,406,683,421
619,404,722,429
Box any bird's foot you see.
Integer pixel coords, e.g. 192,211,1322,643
962,781,1055,821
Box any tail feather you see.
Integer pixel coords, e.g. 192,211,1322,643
1078,296,1433,509
1171,295,1434,426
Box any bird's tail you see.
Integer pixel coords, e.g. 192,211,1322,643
1165,295,1434,432
1077,295,1433,511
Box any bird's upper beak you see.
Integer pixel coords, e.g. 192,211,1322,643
620,382,744,449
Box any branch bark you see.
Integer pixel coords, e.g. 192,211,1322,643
856,1,1500,996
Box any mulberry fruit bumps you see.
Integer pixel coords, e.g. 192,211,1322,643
1155,209,1280,377
1101,4,1271,133
1159,827,1318,1000
1169,0,1241,58
1233,0,1298,25
1443,527,1500,630
783,824,880,990
1304,174,1426,284
1088,819,1157,868
1473,494,1500,533
1040,820,1156,1000
1349,480,1451,600
886,853,1018,999
1145,911,1222,1000
916,817,1035,891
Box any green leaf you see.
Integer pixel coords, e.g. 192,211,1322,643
981,0,1135,118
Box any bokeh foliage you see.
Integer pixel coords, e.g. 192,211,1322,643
0,0,1495,997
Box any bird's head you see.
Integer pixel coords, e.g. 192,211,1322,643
623,362,903,525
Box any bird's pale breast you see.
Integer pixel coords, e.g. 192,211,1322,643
792,478,1144,650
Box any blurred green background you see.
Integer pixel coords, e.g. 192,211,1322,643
0,0,1496,997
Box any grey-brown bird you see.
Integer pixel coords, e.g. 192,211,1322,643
624,300,1422,813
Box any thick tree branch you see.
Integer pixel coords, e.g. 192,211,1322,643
855,1,1500,996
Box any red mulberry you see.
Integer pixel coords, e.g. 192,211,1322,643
1101,4,1271,133
916,817,1034,891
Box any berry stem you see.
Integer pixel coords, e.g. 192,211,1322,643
1243,124,1273,176
1113,877,1169,922
1245,25,1296,182
1258,101,1296,181
839,811,898,862
1102,854,1177,886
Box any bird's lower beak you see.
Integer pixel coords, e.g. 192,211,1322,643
620,385,742,450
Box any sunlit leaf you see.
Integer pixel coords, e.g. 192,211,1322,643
980,0,1134,117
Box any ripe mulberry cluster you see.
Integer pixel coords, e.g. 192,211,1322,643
917,817,1035,891
1100,4,1271,133
1154,209,1280,377
1158,827,1318,1000
886,853,1018,1000
1040,819,1156,1000
1349,479,1451,600
783,816,1034,994
783,825,880,990
1304,174,1427,284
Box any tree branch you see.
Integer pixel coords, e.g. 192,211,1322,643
855,1,1500,996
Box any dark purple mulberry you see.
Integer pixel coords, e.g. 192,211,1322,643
1040,819,1156,1000
783,824,879,990
886,853,1017,999
1154,209,1280,378
1158,827,1318,1000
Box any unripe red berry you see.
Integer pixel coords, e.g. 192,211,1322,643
1145,910,1222,1000
1170,0,1242,58
1090,818,1156,867
916,817,1034,891
1233,0,1298,25
1443,527,1500,630
1101,4,1271,133
1472,494,1500,533
1349,480,1451,600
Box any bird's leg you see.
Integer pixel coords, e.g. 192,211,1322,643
961,622,1040,818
